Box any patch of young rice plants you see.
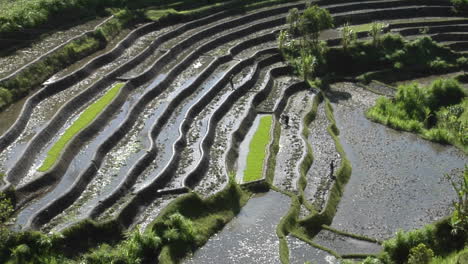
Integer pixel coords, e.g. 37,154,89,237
243,115,273,182
38,82,124,172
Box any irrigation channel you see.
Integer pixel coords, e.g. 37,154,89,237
0,0,467,262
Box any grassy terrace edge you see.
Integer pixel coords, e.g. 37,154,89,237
38,82,124,172
243,115,273,182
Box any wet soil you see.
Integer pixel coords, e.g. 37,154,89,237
185,191,290,264
304,103,341,211
313,230,382,256
288,236,340,264
328,82,467,240
273,90,314,193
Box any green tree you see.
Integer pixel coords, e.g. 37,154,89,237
286,8,300,34
278,30,288,54
299,5,333,46
341,22,356,51
301,48,316,82
369,22,384,47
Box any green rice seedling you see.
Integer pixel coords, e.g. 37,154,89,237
38,82,124,172
243,115,273,182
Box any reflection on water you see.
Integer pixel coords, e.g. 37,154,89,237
185,191,290,264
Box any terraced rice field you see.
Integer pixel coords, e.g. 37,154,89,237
1,0,467,263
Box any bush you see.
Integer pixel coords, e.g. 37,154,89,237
383,227,435,264
161,213,197,244
0,192,13,224
367,78,467,150
0,87,13,109
452,0,468,13
388,37,456,71
407,243,434,264
427,79,466,109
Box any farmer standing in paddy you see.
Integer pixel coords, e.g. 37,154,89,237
229,74,235,89
330,160,336,180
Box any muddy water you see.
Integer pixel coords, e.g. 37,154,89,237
329,82,467,240
257,76,299,112
273,90,314,192
185,191,290,264
13,84,137,228
129,60,236,190
288,236,340,264
164,63,254,190
0,94,30,137
313,230,382,256
43,57,216,229
194,62,282,196
0,17,108,79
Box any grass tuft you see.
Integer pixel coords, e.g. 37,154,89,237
38,82,124,172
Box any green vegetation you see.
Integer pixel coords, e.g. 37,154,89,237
0,192,13,224
0,0,177,34
38,82,124,172
341,23,357,52
0,9,134,112
452,0,468,13
144,8,178,20
0,178,250,263
367,79,467,152
327,34,462,79
357,167,468,264
282,20,463,81
431,247,468,264
447,166,468,236
280,5,333,81
273,94,354,263
349,23,373,33
243,115,273,182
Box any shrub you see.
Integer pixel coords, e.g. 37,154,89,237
427,79,465,110
160,213,198,244
367,78,467,149
452,0,468,13
429,58,451,72
299,5,333,45
424,128,453,144
286,7,300,34
456,56,468,67
383,227,435,264
0,87,13,109
447,166,468,236
0,192,13,224
341,22,356,52
82,228,161,264
369,22,384,47
407,243,434,264
388,36,455,70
